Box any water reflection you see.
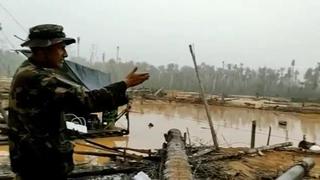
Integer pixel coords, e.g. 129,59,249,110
73,136,128,165
119,102,320,148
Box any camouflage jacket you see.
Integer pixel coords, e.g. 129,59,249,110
8,58,128,176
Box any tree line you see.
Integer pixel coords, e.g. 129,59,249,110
0,50,319,99
89,58,319,99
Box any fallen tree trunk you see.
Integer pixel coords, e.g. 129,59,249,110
278,147,320,154
208,151,245,161
163,129,193,180
246,142,293,154
200,142,293,162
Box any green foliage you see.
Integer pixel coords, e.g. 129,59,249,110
88,59,319,99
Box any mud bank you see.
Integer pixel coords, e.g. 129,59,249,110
137,90,320,114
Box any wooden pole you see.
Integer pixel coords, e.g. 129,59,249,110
267,126,271,145
186,127,192,146
250,120,256,148
74,150,143,160
189,44,219,150
84,139,125,154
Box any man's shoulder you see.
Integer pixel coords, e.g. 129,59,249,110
11,60,53,88
13,61,49,81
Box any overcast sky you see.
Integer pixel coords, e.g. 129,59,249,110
1,0,320,72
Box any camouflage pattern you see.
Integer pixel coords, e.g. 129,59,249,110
21,24,76,47
8,58,128,178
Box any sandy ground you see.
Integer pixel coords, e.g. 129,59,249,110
224,149,320,179
142,90,320,114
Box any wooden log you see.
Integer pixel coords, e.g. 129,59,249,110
246,142,293,154
163,129,193,180
74,150,119,158
278,147,320,154
154,88,163,96
263,101,290,105
203,142,293,162
77,141,152,155
68,166,138,178
84,139,123,153
244,102,255,107
204,151,245,162
74,150,143,160
114,147,152,155
74,142,114,152
191,148,215,158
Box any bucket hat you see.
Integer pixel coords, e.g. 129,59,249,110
21,24,75,47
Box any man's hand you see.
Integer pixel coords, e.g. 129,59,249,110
124,67,150,88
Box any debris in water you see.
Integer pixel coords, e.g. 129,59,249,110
148,123,154,128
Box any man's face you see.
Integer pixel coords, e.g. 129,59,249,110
45,43,67,69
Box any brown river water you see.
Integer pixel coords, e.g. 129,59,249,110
116,102,320,148
1,102,319,166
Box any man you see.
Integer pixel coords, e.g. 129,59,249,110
8,24,149,180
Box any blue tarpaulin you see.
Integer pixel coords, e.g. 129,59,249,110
62,60,111,90
17,49,111,90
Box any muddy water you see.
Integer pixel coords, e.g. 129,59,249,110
1,102,320,167
113,102,320,149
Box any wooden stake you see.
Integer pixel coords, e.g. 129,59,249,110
186,127,192,146
251,120,256,148
189,44,219,150
267,126,271,145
